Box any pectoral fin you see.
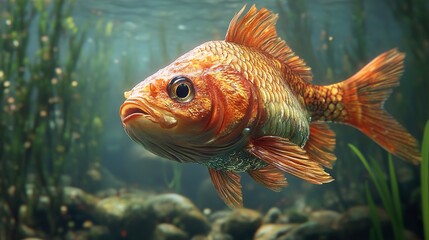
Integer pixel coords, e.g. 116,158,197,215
208,168,243,208
248,136,333,184
248,165,287,192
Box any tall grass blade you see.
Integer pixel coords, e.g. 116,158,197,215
349,144,405,240
388,154,404,240
366,182,384,240
369,156,393,217
348,145,392,214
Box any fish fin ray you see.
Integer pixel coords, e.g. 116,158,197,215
304,122,337,168
341,49,420,164
225,5,312,82
208,168,243,208
248,165,288,192
248,136,333,184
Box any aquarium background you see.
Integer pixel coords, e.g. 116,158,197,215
1,0,428,239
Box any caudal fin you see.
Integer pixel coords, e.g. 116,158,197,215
340,49,420,164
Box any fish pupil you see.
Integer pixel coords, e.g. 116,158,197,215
176,83,189,99
167,75,194,102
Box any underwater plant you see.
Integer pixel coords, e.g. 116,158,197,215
1,0,85,237
350,119,429,240
349,145,405,240
0,0,115,238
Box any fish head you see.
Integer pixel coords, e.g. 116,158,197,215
120,50,213,141
120,42,258,162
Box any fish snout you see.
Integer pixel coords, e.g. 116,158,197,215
120,99,152,125
120,99,177,129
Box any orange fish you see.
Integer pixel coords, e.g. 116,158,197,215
120,6,420,208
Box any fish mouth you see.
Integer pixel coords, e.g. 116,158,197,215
120,99,153,124
122,107,148,122
120,99,177,129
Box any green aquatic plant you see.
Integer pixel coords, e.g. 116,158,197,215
366,182,383,240
349,140,429,240
352,120,429,240
349,145,405,240
0,0,79,237
422,120,429,240
0,0,115,238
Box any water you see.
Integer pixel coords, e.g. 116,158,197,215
72,0,399,61
1,0,427,239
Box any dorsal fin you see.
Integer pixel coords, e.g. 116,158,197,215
225,5,313,82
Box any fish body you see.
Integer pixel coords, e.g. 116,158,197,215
120,6,420,208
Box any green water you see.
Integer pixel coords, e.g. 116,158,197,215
1,0,427,239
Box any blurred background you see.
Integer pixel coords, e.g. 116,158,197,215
1,0,428,239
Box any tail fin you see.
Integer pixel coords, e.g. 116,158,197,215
340,49,420,164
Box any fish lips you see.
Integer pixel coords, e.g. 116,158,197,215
120,99,177,129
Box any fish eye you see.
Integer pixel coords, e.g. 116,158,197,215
167,76,195,103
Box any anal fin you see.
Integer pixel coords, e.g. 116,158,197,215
248,165,287,192
304,122,337,168
208,168,243,208
248,136,333,184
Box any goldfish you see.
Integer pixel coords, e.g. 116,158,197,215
120,5,421,208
